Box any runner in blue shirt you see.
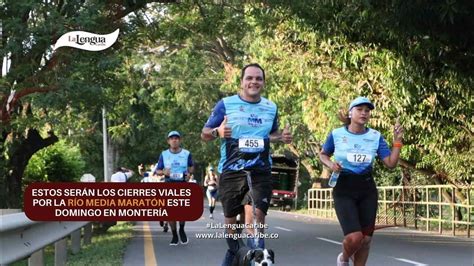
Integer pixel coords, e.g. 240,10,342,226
155,130,194,246
201,64,292,266
319,96,404,266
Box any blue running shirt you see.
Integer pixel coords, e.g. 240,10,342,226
156,149,193,181
322,126,391,175
205,95,279,173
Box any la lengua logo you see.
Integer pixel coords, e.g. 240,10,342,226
53,29,119,51
68,35,106,46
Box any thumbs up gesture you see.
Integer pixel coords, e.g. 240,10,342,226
281,124,293,144
218,116,232,138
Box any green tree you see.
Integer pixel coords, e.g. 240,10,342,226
24,140,86,183
2,0,472,209
117,1,473,189
0,0,174,207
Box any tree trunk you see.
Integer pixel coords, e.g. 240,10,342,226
286,144,319,179
1,129,58,208
433,175,463,221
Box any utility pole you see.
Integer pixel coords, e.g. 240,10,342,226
102,107,108,182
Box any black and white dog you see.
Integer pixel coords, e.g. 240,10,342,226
232,246,275,266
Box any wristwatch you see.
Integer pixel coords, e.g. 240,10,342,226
211,128,219,138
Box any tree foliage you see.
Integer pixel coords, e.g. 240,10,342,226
127,1,473,185
24,140,85,183
0,0,172,207
1,0,472,207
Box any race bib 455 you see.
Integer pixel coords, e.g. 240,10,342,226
238,137,264,153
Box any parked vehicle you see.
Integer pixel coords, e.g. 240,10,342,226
270,154,299,209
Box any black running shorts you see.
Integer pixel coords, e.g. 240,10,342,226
219,170,273,218
333,173,378,236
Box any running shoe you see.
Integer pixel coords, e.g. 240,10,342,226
179,228,188,244
170,234,179,246
337,252,349,266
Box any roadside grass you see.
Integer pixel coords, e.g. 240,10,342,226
292,208,311,215
11,222,134,266
269,205,311,215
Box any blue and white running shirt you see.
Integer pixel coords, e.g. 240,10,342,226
205,95,279,173
156,149,193,181
322,126,391,175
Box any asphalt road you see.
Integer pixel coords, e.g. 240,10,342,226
123,203,473,266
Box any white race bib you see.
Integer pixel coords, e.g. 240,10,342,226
238,137,264,153
170,173,184,180
347,152,372,164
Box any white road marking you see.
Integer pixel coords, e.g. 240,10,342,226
316,238,429,265
392,257,428,266
316,237,342,245
274,226,292,232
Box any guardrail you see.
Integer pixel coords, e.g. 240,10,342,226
308,185,473,238
0,212,91,265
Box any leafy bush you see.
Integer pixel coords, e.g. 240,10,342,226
24,140,86,183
